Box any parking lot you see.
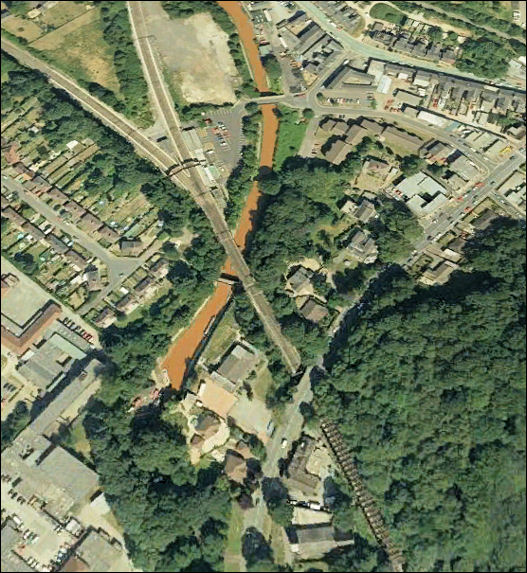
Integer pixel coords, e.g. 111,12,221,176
199,106,245,182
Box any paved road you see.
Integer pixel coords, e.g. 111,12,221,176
244,367,313,533
405,150,526,267
295,0,521,86
128,1,301,374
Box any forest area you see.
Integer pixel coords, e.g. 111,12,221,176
313,220,526,572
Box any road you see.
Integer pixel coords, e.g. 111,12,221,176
244,367,314,532
405,150,526,268
128,1,301,374
295,0,522,86
4,35,301,374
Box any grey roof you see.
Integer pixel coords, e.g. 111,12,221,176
288,267,313,291
300,299,328,323
217,344,259,385
71,529,124,573
38,446,98,501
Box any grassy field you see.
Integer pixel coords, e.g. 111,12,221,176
370,3,407,26
274,105,308,170
223,503,245,572
200,305,238,365
31,7,120,93
62,413,93,464
40,1,89,28
2,15,42,41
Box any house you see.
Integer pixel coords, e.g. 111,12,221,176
324,139,353,165
99,225,120,244
134,276,156,299
64,249,87,271
216,343,259,386
381,126,424,153
150,258,170,278
345,124,369,146
299,298,329,323
347,230,378,264
353,199,376,223
286,436,319,496
119,238,143,256
46,234,68,254
364,159,390,178
63,201,87,220
420,261,457,285
80,212,103,233
288,523,353,559
449,155,480,182
85,268,101,291
2,206,27,227
421,140,454,163
394,89,422,107
21,221,45,241
48,187,68,204
93,307,116,328
13,162,34,180
197,379,238,419
115,294,137,314
288,266,313,293
359,118,384,137
224,450,247,483
194,413,221,439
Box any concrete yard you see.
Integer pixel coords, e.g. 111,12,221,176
141,1,240,104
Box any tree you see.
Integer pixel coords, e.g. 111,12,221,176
303,108,315,119
399,154,425,177
314,220,526,572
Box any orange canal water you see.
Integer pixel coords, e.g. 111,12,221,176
162,1,278,388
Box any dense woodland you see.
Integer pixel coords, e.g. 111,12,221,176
314,220,526,571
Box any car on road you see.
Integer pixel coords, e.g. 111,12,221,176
281,439,288,449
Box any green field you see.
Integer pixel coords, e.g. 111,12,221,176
370,3,407,26
273,105,308,170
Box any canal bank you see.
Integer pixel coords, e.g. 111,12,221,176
162,1,278,388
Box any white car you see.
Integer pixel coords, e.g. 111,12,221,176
281,439,288,449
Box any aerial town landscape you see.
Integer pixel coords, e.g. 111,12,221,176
0,1,525,572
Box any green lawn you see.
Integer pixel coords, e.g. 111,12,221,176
274,105,308,170
200,305,238,365
223,502,245,572
62,413,93,464
370,3,407,26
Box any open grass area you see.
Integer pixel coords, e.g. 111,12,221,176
30,7,120,93
62,413,93,464
2,15,42,41
40,1,90,28
223,503,245,572
370,3,407,26
273,105,308,170
200,305,239,365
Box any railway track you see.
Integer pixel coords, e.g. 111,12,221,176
321,421,405,573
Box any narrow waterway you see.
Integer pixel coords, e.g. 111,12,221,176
162,1,278,388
